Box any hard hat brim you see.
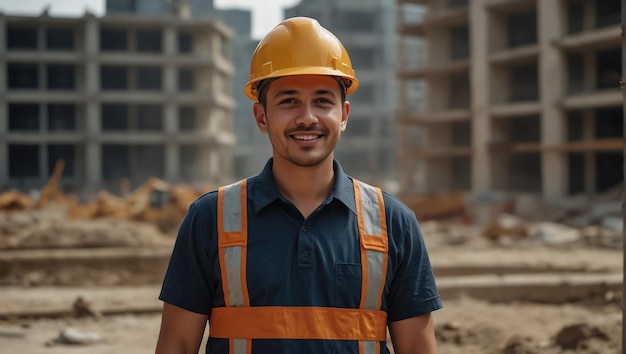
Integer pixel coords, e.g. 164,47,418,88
244,67,359,101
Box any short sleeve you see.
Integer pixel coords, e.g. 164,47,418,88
384,195,443,322
159,195,219,315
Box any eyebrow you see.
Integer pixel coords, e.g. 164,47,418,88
272,88,337,99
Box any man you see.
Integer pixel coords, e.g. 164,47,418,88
155,17,442,354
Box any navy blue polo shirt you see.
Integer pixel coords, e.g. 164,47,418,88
160,158,442,354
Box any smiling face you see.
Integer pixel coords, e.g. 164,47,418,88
253,75,350,169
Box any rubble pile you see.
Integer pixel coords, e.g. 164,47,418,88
0,172,212,234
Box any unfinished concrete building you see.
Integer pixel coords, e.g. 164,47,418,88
0,12,235,195
397,0,622,199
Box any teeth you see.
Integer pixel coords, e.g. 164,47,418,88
293,135,319,141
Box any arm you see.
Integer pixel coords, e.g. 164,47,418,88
155,302,208,354
388,313,438,354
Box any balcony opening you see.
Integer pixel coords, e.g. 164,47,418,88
9,104,39,131
178,68,195,91
510,63,539,102
567,0,584,34
48,104,76,131
102,144,130,180
449,73,470,109
7,25,37,49
567,53,585,94
8,63,39,89
595,107,622,139
47,64,75,90
452,156,471,190
100,28,128,51
102,104,129,130
46,27,74,50
450,25,469,60
48,144,75,176
508,10,537,47
595,0,620,28
135,145,165,183
568,153,585,195
137,29,162,53
596,47,621,90
178,32,193,53
180,145,198,181
9,145,39,178
137,104,163,130
510,115,540,143
452,121,471,146
596,153,622,192
137,66,162,90
179,106,196,131
101,65,128,90
566,110,584,141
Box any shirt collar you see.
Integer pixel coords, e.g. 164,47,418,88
250,158,357,215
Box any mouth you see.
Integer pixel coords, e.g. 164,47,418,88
291,134,322,141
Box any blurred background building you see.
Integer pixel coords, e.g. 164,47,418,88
107,0,271,179
0,2,235,196
396,0,623,200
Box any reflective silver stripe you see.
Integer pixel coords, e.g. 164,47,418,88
363,340,376,354
224,246,244,307
358,182,382,237
222,181,245,307
356,181,385,311
364,250,384,310
233,338,247,354
222,182,242,233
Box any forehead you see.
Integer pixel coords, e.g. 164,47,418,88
265,75,342,96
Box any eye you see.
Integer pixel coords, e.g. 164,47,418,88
279,97,297,104
315,97,333,104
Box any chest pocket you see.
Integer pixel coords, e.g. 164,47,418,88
210,178,389,354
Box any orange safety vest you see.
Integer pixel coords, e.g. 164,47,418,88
211,178,389,354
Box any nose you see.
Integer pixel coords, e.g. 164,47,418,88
295,102,318,126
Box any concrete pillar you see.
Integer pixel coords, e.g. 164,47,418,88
470,0,492,193
164,103,179,183
84,16,101,191
163,24,179,183
539,0,567,200
0,15,7,184
583,110,596,194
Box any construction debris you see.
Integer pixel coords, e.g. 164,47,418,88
47,327,103,346
0,189,35,211
0,172,211,232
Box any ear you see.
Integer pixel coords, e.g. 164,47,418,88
341,101,350,131
253,103,268,133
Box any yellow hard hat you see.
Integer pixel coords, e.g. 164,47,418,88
244,17,359,101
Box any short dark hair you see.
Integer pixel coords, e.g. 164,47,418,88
256,77,347,108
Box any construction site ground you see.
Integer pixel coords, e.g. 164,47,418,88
0,204,623,354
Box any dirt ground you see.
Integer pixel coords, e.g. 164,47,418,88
0,208,622,354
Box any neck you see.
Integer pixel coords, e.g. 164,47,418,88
271,158,335,218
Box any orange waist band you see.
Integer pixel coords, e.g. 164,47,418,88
209,306,387,341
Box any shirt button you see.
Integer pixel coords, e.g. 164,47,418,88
302,251,309,257
302,225,308,232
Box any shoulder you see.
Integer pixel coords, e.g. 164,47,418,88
381,191,414,215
